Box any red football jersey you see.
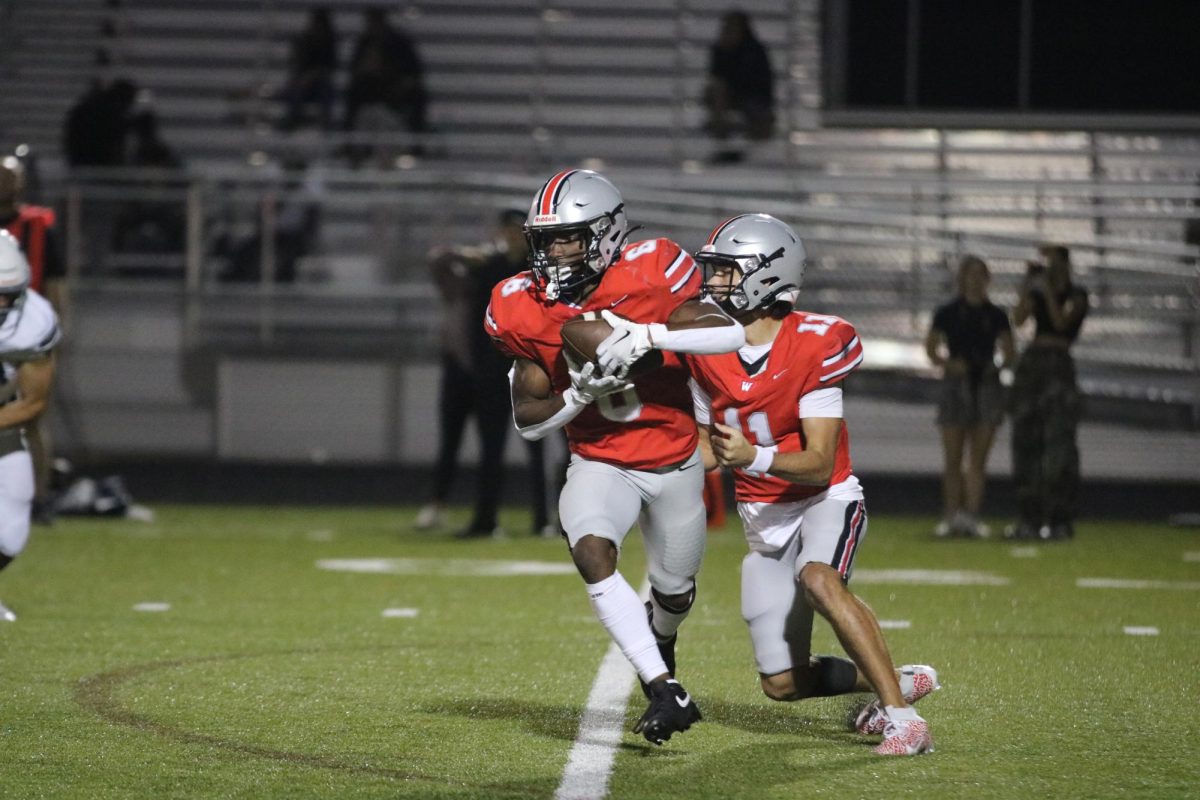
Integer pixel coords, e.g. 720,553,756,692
485,238,702,470
685,312,863,503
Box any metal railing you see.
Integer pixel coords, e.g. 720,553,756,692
47,165,1200,381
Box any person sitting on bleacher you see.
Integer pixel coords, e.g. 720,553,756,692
341,7,427,159
703,11,775,163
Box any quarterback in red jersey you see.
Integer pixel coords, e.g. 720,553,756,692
685,214,937,756
485,170,744,745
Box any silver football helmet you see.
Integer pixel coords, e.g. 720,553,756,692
0,230,30,326
525,169,630,303
696,214,806,314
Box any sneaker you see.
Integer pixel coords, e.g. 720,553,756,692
32,498,55,526
534,524,560,539
1004,521,1041,540
414,503,444,531
855,665,940,735
933,519,953,538
873,710,933,756
1048,522,1075,540
0,601,15,622
638,602,678,699
632,678,701,745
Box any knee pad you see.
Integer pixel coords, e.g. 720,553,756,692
651,584,695,614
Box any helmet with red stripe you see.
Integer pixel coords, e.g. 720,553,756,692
0,229,30,326
524,169,629,303
696,214,806,315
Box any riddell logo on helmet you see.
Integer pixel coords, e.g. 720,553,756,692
533,214,559,224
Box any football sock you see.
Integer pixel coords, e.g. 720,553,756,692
647,585,694,641
808,655,860,697
587,573,670,685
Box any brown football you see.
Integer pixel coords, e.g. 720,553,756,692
560,311,665,378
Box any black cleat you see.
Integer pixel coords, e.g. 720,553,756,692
633,679,701,745
638,601,678,699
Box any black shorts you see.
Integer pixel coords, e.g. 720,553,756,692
937,372,1005,428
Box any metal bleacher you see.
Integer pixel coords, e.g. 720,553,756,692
1,0,1197,453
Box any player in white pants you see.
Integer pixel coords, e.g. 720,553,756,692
684,214,937,756
0,231,60,622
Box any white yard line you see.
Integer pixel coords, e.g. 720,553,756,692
1077,578,1200,591
1183,552,1200,563
554,641,637,800
132,602,170,612
1123,626,1160,636
554,581,646,800
878,619,912,630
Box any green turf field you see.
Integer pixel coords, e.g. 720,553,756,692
1,506,1197,799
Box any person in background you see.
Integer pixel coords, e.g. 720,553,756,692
278,7,338,131
1007,245,1089,541
0,158,66,525
924,255,1014,538
0,231,62,621
415,210,544,539
703,11,775,162
341,8,426,145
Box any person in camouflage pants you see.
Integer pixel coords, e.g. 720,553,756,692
1007,245,1089,540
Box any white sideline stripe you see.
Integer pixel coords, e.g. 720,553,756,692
132,602,170,612
1077,578,1200,591
555,581,646,800
1009,546,1039,558
316,558,577,576
854,568,1010,586
1183,552,1200,562
1123,626,1160,636
381,607,419,618
878,619,912,630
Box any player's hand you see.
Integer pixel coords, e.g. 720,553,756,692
568,361,633,404
710,423,756,469
596,310,654,378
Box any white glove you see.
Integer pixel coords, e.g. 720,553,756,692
596,310,654,378
568,361,633,403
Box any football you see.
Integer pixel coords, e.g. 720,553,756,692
560,311,664,378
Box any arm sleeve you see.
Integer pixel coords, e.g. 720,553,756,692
798,387,843,418
510,367,589,441
648,317,745,354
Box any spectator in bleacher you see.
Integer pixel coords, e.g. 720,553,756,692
703,11,775,163
216,161,322,285
1006,245,1089,541
1,157,66,525
341,8,427,151
924,255,1014,539
110,100,186,259
62,60,138,168
278,7,338,131
415,210,559,539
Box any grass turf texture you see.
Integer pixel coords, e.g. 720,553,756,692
1,507,1197,799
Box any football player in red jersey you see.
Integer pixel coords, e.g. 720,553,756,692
484,170,744,744
684,214,937,756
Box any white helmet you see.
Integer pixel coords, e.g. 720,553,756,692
696,214,806,314
525,169,630,303
0,230,31,326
